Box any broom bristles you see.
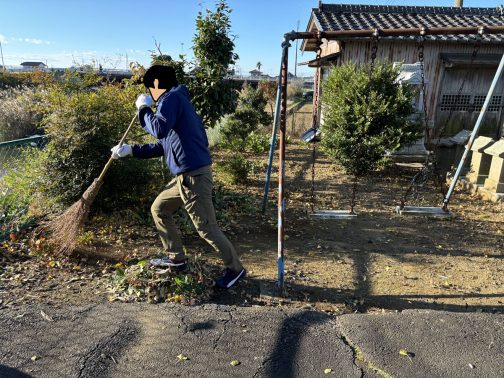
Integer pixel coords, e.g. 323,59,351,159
46,179,103,255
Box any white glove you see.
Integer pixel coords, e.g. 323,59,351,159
111,144,132,159
135,94,153,110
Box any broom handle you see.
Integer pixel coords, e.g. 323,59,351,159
96,113,138,183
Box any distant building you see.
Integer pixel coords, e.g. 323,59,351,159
20,61,47,70
249,69,262,77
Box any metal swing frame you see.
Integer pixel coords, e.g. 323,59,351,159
261,25,504,290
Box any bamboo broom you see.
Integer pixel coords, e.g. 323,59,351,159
47,114,138,254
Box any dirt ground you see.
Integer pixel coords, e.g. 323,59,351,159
1,142,503,315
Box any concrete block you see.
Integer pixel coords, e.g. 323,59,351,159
467,137,495,185
470,136,495,152
483,139,504,193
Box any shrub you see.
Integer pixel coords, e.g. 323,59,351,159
287,79,304,100
0,148,42,234
0,87,43,141
221,85,272,150
216,154,252,185
0,74,165,223
0,71,24,89
321,62,421,176
246,131,270,153
258,80,277,118
35,81,163,212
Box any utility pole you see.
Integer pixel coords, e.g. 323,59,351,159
0,41,6,71
294,20,300,77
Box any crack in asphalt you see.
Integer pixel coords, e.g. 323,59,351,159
339,332,365,378
337,319,394,378
212,310,233,352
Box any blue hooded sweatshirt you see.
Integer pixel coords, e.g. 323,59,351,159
132,85,212,176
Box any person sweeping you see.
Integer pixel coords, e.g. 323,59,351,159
110,65,245,290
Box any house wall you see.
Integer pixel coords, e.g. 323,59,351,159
320,39,504,138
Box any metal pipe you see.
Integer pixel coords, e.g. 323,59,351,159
278,36,290,290
0,41,5,71
294,25,502,40
443,52,504,209
262,44,288,213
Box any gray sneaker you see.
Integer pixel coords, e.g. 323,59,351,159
150,257,187,269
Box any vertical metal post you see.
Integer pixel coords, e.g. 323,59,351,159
443,52,504,209
278,36,290,291
261,48,286,213
0,41,5,71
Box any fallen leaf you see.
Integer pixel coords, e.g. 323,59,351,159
177,354,188,361
230,360,240,366
48,261,56,268
324,368,333,374
399,349,414,362
31,355,40,361
40,310,53,322
468,363,475,369
9,233,16,242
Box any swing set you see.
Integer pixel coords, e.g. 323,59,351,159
262,25,504,290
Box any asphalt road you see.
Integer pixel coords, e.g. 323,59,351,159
0,303,502,377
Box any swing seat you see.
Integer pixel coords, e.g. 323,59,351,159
310,209,357,219
301,127,321,143
395,206,451,219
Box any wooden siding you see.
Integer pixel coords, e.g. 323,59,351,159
320,40,504,137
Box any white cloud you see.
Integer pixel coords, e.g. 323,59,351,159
0,34,7,44
23,38,51,45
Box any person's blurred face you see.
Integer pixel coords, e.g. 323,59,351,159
148,79,166,101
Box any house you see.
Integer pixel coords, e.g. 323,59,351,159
20,61,47,70
301,3,504,140
249,69,262,77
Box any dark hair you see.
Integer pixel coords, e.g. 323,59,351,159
143,65,178,90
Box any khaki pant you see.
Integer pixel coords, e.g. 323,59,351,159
151,165,242,272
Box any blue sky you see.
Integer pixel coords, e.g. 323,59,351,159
0,0,501,76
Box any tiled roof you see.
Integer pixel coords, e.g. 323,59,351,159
20,62,46,66
307,4,504,47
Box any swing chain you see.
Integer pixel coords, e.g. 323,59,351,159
310,35,323,213
369,31,379,75
417,30,430,147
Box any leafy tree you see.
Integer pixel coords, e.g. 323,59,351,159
321,62,421,176
256,62,262,71
190,0,239,128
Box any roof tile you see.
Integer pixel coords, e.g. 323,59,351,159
312,4,504,43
